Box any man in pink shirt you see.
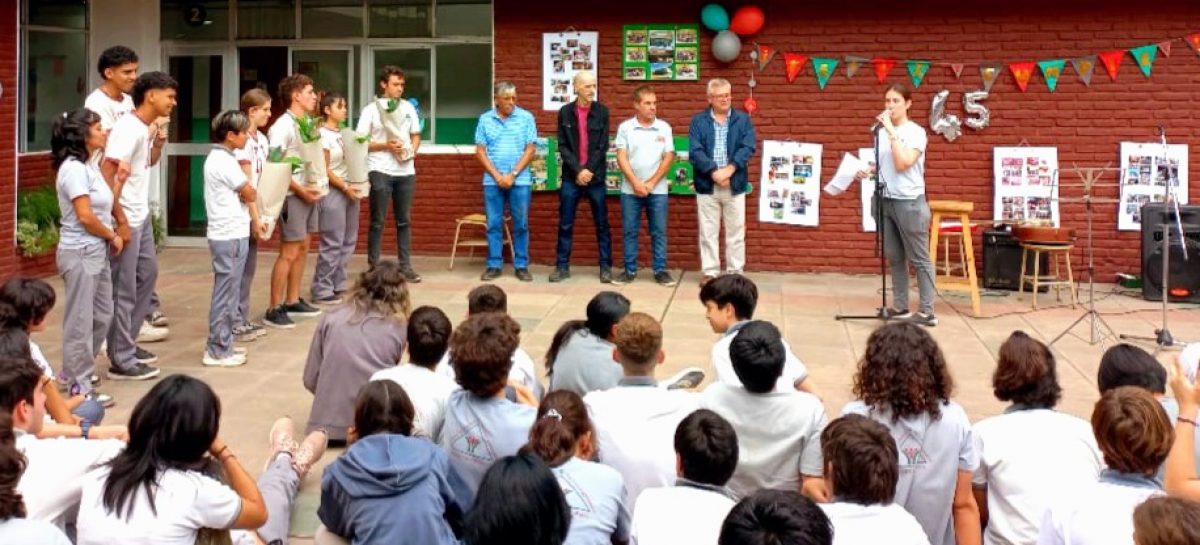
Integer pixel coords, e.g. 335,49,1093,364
551,71,613,283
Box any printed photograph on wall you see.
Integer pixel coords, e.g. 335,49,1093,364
622,24,701,81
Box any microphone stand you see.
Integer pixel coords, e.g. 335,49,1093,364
837,122,892,322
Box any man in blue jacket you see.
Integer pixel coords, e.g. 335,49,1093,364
551,71,613,283
689,78,757,287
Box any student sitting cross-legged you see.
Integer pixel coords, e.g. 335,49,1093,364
371,305,458,439
718,489,833,545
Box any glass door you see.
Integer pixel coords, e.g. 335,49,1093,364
161,45,237,241
290,46,355,118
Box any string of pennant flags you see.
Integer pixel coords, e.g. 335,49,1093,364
754,33,1200,92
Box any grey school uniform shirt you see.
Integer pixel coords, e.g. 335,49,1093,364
549,329,623,396
437,389,536,501
842,400,979,545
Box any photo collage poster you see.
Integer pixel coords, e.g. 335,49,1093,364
533,136,696,195
1118,142,1189,231
992,147,1060,227
760,140,823,226
859,147,877,232
542,32,598,111
622,24,700,81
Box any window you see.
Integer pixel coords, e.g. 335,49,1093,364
20,0,89,152
162,0,231,40
302,0,364,39
369,0,432,38
371,44,490,145
435,0,491,37
238,0,297,39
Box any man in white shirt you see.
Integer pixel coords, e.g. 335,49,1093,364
371,306,458,439
100,71,177,383
584,312,699,508
357,65,423,282
613,85,676,287
3,358,123,530
819,414,931,545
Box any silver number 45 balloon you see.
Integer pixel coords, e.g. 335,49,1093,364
929,89,990,142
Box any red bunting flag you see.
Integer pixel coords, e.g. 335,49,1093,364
872,58,897,83
1098,50,1124,80
1158,41,1172,58
949,63,965,79
755,44,776,72
1187,33,1200,56
1008,62,1036,92
783,52,807,83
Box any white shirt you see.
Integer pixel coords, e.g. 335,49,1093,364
712,321,809,392
1037,474,1163,545
77,465,243,545
0,518,73,545
320,126,351,181
15,430,124,529
356,98,420,177
30,340,55,378
585,383,700,508
631,485,735,545
84,88,134,131
614,117,674,195
104,112,154,228
878,121,928,200
701,382,827,499
821,502,931,545
371,363,459,439
234,131,269,188
203,146,250,241
973,408,1104,545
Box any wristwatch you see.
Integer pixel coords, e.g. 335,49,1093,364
81,421,92,440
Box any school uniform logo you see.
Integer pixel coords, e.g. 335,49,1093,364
896,430,929,469
449,420,496,465
557,471,596,517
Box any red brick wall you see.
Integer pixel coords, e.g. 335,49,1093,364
0,1,18,281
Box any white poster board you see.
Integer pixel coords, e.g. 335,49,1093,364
759,140,822,226
543,31,599,111
859,147,877,232
993,147,1060,227
1119,142,1189,231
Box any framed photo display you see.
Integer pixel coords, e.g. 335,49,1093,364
622,24,700,81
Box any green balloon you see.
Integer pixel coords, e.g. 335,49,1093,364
700,4,729,32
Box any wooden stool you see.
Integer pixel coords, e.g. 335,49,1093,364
1018,243,1077,309
936,221,980,276
928,200,981,316
450,213,512,270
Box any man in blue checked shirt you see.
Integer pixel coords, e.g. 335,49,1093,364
475,81,537,282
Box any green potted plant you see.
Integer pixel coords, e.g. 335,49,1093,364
15,185,60,257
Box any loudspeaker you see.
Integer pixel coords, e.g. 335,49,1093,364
983,228,1049,292
1140,203,1200,302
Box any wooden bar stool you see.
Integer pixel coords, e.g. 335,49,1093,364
936,221,980,276
1018,243,1077,309
928,200,981,316
449,213,512,270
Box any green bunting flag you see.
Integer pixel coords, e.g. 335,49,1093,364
1037,59,1066,92
1128,44,1158,77
811,57,838,89
906,60,931,88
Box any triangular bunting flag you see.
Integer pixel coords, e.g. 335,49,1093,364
755,44,776,72
845,55,869,78
1158,40,1172,58
906,60,931,88
979,62,1003,92
811,57,838,89
1009,62,1036,92
1129,44,1157,78
1188,33,1200,56
1071,55,1098,86
783,52,807,83
1037,59,1066,92
950,63,965,79
1098,50,1124,81
872,58,897,83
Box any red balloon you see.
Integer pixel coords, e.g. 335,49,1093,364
730,6,765,36
743,96,759,115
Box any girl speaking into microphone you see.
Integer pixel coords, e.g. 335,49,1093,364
857,84,937,327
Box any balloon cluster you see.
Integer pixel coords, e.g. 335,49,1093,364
701,4,765,64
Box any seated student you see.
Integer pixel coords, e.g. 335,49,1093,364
2,356,124,529
842,322,980,545
973,331,1102,545
304,260,410,443
819,414,930,545
585,312,700,507
437,312,537,498
546,291,629,396
464,453,571,545
437,284,543,398
1167,356,1200,501
76,375,268,545
631,409,738,545
699,275,818,396
1132,496,1200,545
701,320,826,501
524,390,630,545
718,489,833,545
371,306,458,439
0,409,72,544
1038,387,1172,545
320,381,466,545
229,416,327,545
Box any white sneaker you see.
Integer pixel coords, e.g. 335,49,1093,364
137,322,169,343
202,352,247,367
233,347,247,355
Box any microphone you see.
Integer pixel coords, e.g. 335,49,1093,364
870,108,890,133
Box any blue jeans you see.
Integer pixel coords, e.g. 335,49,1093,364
73,397,105,424
620,193,668,274
555,180,612,269
484,184,531,269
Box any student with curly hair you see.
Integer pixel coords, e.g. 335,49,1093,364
842,322,980,545
972,331,1102,545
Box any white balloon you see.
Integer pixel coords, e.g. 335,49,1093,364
712,31,742,63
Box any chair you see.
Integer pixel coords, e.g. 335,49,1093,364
928,200,981,316
450,213,512,270
1018,242,1076,309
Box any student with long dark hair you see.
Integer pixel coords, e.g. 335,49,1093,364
524,390,630,544
318,380,465,545
546,291,630,396
52,108,121,405
843,322,980,545
313,92,364,305
0,409,72,544
76,375,267,544
464,452,571,545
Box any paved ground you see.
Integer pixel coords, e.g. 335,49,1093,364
28,248,1200,541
